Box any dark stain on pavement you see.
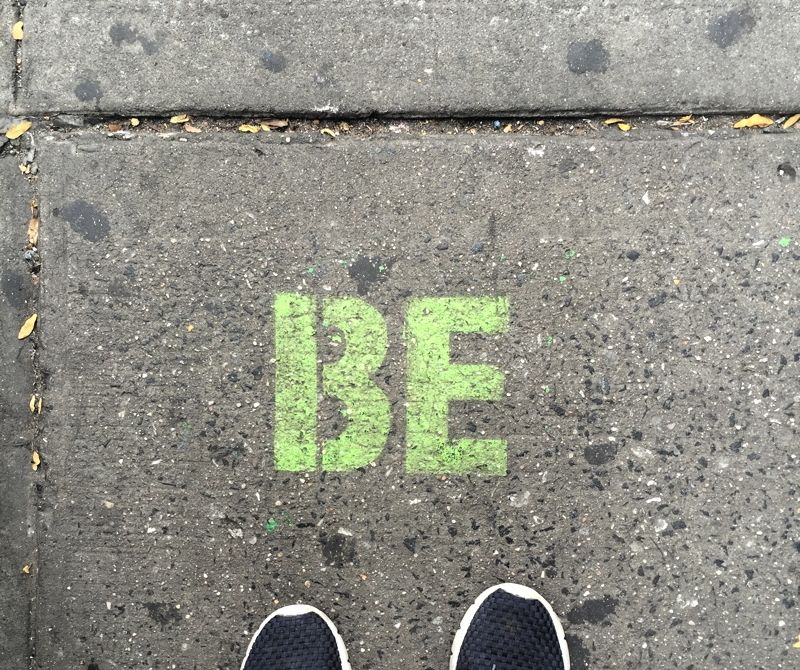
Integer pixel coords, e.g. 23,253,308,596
74,79,103,103
261,50,287,73
567,595,619,624
143,602,181,628
584,443,617,465
707,8,756,48
567,39,609,74
57,200,110,241
348,256,394,295
319,533,356,567
777,163,796,181
109,23,159,55
565,634,591,669
1,271,31,309
648,291,668,308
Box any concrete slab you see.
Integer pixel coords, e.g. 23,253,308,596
34,130,798,670
17,1,800,116
0,154,35,668
1,1,16,111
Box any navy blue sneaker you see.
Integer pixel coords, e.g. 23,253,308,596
450,583,570,670
241,604,351,670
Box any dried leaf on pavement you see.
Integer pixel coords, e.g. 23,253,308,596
17,313,37,339
320,128,337,138
239,124,260,133
31,451,40,471
21,564,31,574
261,119,289,129
617,123,632,132
11,21,23,40
29,394,36,413
184,123,202,133
604,118,625,125
170,114,190,124
27,201,40,247
733,114,773,129
6,120,32,140
130,118,141,127
783,114,800,129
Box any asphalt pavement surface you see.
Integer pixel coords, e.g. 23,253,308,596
1,2,799,670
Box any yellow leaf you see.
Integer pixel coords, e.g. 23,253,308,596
6,120,31,139
169,114,189,124
239,124,260,133
783,114,800,129
29,395,36,413
320,128,337,138
617,123,632,132
21,564,31,574
678,115,693,123
502,124,513,133
130,117,140,127
184,123,202,133
733,114,773,129
17,313,37,339
792,634,800,648
18,163,30,174
27,200,40,247
31,451,40,471
186,324,194,332
604,117,625,125
11,21,23,40
37,396,42,414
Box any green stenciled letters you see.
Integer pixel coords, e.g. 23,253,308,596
274,293,317,471
322,298,390,470
405,297,509,475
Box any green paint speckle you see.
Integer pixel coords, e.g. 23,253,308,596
558,275,568,284
778,237,792,248
546,335,554,348
265,518,278,533
306,266,316,275
564,248,577,259
542,385,551,395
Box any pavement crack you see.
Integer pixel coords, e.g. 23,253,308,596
11,1,25,105
20,148,44,669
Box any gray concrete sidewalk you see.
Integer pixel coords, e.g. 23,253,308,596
2,3,800,670
1,0,16,111
0,152,36,670
11,1,800,115
16,128,797,669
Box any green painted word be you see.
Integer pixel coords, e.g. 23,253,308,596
274,294,510,476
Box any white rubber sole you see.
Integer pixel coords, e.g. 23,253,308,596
449,583,570,670
240,604,352,670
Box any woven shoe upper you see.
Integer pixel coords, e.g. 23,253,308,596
455,589,566,670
